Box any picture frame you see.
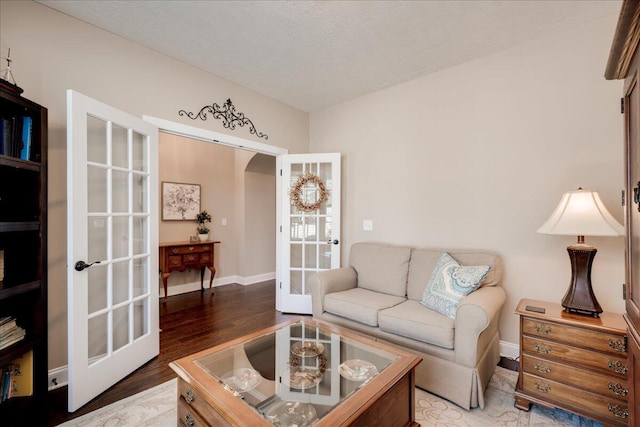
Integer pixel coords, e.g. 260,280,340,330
161,182,201,220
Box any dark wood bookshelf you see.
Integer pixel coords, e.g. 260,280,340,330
0,79,48,426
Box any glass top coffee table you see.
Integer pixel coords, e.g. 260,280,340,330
169,318,421,426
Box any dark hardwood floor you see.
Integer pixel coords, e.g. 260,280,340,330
46,280,299,426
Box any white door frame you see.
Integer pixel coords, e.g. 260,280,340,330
142,116,288,309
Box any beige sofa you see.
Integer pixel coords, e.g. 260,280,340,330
309,242,505,410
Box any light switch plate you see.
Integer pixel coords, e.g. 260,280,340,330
363,220,373,231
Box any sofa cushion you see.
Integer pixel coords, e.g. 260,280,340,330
420,253,490,319
349,243,411,297
379,300,455,349
407,248,501,301
324,288,406,327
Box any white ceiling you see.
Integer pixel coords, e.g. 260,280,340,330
38,1,621,113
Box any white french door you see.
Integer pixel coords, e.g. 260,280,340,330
66,90,159,411
278,153,341,313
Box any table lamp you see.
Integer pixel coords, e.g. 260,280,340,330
537,188,624,317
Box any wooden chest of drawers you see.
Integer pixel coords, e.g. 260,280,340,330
515,299,629,426
159,240,220,301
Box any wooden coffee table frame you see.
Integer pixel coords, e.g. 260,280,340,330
170,318,421,427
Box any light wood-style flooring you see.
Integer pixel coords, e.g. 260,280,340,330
46,280,298,426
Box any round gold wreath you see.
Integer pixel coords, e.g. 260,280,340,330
289,172,329,212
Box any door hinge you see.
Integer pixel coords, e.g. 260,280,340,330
621,97,625,114
279,282,282,289
280,169,282,176
280,225,282,232
623,283,627,300
622,189,626,206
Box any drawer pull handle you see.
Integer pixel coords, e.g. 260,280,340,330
172,248,179,254
534,381,550,393
533,362,550,373
185,411,195,426
607,404,629,419
607,360,629,375
608,382,629,397
188,246,195,251
533,343,551,354
534,324,551,335
185,388,195,403
608,338,627,353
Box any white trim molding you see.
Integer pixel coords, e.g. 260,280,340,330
500,340,519,361
158,272,276,298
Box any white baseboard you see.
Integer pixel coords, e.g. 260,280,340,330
159,272,276,298
48,364,69,391
500,340,519,361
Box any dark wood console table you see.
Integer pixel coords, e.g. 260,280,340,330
159,240,220,301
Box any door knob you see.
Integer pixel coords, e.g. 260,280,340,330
75,260,101,271
327,239,339,245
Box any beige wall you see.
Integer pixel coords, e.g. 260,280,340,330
1,1,307,370
310,12,625,348
244,156,277,277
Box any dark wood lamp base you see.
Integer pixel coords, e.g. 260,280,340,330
561,243,602,317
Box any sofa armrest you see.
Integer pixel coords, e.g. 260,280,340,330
309,267,358,318
454,286,506,367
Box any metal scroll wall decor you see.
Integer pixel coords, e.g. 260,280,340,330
178,98,268,140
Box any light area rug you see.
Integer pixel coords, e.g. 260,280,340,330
57,367,603,427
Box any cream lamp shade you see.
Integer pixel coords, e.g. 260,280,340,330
537,189,624,237
537,188,624,317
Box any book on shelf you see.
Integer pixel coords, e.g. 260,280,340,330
0,116,31,160
0,351,32,402
0,318,17,335
19,116,31,161
0,316,25,350
9,351,32,397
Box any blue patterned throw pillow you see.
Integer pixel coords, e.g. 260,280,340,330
420,253,491,318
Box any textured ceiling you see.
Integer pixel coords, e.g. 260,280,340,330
38,1,621,113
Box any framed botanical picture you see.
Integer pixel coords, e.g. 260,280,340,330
162,182,201,220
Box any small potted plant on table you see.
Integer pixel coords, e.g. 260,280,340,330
196,210,212,241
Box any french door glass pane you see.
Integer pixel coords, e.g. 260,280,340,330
319,163,332,215
133,174,147,213
133,258,149,298
132,131,147,172
112,260,130,305
290,244,302,268
112,170,129,213
319,217,331,241
290,270,302,295
112,306,130,352
87,166,107,213
88,313,108,364
88,216,108,262
87,264,108,313
304,244,317,269
319,244,332,269
112,217,129,259
87,116,107,164
133,217,147,255
133,299,148,340
112,124,128,169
